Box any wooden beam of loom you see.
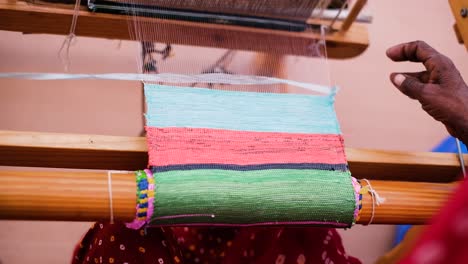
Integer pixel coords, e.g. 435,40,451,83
0,170,456,224
0,130,465,182
341,0,368,32
449,0,468,50
0,0,369,59
0,170,136,222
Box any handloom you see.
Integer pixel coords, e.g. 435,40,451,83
0,0,462,232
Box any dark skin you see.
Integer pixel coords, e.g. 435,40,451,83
386,41,468,145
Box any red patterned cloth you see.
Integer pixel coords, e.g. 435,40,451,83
399,178,468,264
72,225,361,264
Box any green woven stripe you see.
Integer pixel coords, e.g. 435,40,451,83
152,169,356,225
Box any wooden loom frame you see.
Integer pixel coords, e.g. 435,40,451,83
0,0,464,226
0,131,463,225
450,0,468,50
0,0,369,59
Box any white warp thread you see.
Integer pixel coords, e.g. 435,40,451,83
362,179,386,225
107,171,114,224
0,73,334,95
107,170,134,224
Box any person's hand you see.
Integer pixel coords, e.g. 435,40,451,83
386,41,468,144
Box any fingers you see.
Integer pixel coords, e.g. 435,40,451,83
390,73,426,99
444,124,459,139
401,71,431,83
386,41,438,63
387,41,456,82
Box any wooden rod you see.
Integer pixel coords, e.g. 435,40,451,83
358,180,456,225
0,170,456,224
0,130,148,170
0,0,368,58
0,130,465,182
341,0,368,32
0,170,136,221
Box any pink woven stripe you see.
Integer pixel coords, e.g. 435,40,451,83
146,127,346,166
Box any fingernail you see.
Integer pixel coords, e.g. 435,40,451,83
393,74,406,87
386,47,395,55
386,45,399,55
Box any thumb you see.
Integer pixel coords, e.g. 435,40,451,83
390,73,426,100
445,124,458,139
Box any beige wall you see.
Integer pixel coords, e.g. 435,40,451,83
333,1,468,152
1,0,467,263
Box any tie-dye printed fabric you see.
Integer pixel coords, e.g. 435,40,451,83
72,223,361,264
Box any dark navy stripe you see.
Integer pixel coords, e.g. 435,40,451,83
151,163,348,173
137,212,147,218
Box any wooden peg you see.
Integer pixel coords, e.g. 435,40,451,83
341,0,368,32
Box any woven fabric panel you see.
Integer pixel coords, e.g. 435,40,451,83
152,169,355,227
144,84,358,227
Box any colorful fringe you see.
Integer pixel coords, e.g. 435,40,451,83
139,84,359,228
126,170,155,229
352,177,363,223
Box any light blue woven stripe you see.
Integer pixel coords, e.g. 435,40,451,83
145,84,341,134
